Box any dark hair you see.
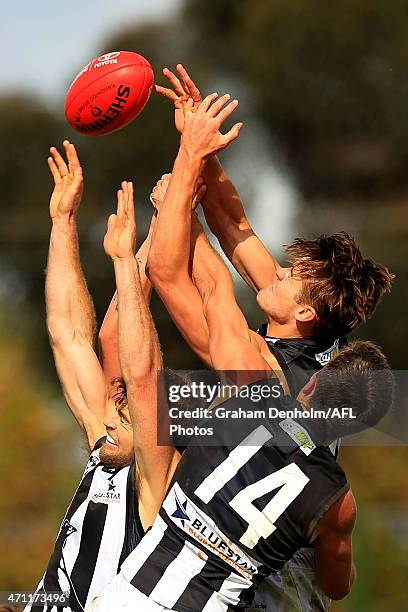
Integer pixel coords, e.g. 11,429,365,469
286,232,394,340
311,340,393,440
111,377,127,409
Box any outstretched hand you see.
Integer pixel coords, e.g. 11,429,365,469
155,64,202,133
103,181,136,260
48,140,83,219
181,93,243,162
150,173,207,211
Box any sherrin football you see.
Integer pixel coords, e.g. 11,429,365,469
65,51,154,136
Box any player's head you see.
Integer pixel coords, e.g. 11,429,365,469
99,378,134,468
298,340,393,442
256,232,393,340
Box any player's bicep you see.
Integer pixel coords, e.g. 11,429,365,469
51,332,107,448
202,279,270,372
126,378,180,524
313,491,356,599
314,530,353,599
153,276,212,366
209,321,271,372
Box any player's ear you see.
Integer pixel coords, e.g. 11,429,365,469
294,303,316,324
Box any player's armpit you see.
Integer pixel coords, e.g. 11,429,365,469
136,450,181,529
312,489,357,600
51,330,107,450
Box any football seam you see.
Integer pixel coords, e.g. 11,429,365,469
117,66,149,131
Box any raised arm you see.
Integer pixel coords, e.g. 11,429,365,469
191,222,272,374
201,155,278,292
98,217,154,388
104,182,180,526
148,92,242,365
148,172,212,364
46,142,107,450
156,64,278,293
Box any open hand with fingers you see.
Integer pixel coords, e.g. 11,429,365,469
155,63,202,133
48,140,83,219
150,173,207,211
104,181,136,260
180,93,243,162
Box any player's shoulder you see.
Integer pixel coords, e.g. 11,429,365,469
318,489,357,536
82,436,106,475
250,330,271,356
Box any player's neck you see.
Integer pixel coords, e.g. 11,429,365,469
266,320,303,340
266,318,316,341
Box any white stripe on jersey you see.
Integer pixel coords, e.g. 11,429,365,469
195,426,272,503
162,483,260,580
86,467,130,604
201,592,228,612
26,444,133,612
122,515,168,581
202,570,258,611
59,492,90,603
120,483,257,611
149,541,208,608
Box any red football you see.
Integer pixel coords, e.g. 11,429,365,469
65,51,154,136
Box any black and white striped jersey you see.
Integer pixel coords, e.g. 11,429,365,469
26,437,143,612
120,393,349,611
256,324,344,396
257,327,343,457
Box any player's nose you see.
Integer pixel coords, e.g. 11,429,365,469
103,413,117,430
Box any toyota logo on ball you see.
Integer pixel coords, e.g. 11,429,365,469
98,52,121,62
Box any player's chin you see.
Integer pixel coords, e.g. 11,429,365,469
256,289,268,312
100,442,133,469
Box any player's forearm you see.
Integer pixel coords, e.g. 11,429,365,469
148,148,201,279
46,215,95,344
114,255,162,386
115,256,178,510
202,156,278,292
99,223,154,383
202,155,248,232
98,291,120,385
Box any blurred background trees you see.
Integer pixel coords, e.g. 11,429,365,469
1,1,407,609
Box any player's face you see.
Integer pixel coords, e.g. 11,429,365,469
256,266,306,326
100,399,134,468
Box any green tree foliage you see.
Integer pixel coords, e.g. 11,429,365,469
183,0,408,196
0,309,80,588
333,446,408,610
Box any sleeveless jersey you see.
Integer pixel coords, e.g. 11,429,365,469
255,326,343,611
257,323,343,397
120,390,349,611
26,437,143,612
